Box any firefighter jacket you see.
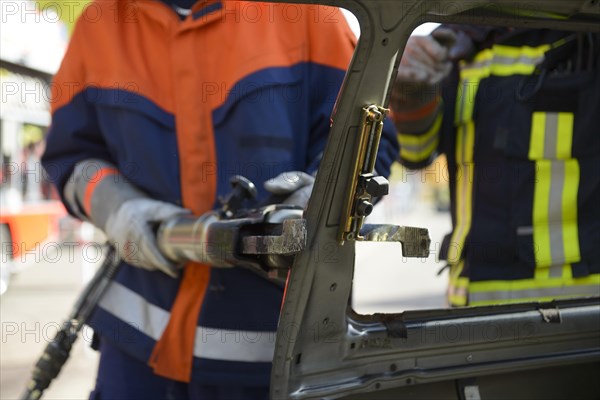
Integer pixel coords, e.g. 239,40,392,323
42,0,399,385
396,27,600,307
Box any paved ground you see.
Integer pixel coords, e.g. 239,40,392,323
0,178,451,400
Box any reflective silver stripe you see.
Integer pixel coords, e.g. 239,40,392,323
548,161,566,274
516,226,534,235
541,113,566,277
194,327,275,362
548,264,563,279
98,282,276,362
493,54,544,66
99,281,169,340
543,113,558,158
470,284,600,303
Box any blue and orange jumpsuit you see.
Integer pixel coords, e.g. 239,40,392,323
41,0,399,395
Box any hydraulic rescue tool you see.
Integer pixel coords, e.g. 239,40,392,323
157,175,308,285
158,175,430,282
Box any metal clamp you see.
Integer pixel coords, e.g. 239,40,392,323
339,105,390,243
360,224,430,258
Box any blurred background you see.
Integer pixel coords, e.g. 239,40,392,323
1,2,104,399
0,3,449,399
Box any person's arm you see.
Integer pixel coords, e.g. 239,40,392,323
41,17,187,277
41,15,111,217
390,30,455,169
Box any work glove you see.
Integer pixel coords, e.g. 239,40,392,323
264,171,315,209
103,198,188,277
64,159,189,278
390,29,456,130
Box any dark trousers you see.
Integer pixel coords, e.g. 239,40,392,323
90,340,269,400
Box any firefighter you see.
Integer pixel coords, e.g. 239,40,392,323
391,26,600,307
41,1,398,398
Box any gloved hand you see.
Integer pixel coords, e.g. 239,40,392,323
64,159,189,278
391,29,456,115
264,171,315,209
104,198,189,277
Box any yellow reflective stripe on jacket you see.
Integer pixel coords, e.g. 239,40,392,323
398,113,442,162
447,120,475,264
448,260,469,306
468,273,600,306
459,44,549,82
535,264,573,280
529,112,575,160
529,112,581,271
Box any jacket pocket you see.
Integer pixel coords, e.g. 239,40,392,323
92,88,181,203
500,70,599,161
502,70,600,268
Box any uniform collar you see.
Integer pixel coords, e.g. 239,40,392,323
189,1,223,21
134,0,224,29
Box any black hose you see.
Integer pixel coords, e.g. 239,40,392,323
20,244,120,400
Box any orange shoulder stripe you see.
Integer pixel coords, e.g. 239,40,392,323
83,167,119,215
